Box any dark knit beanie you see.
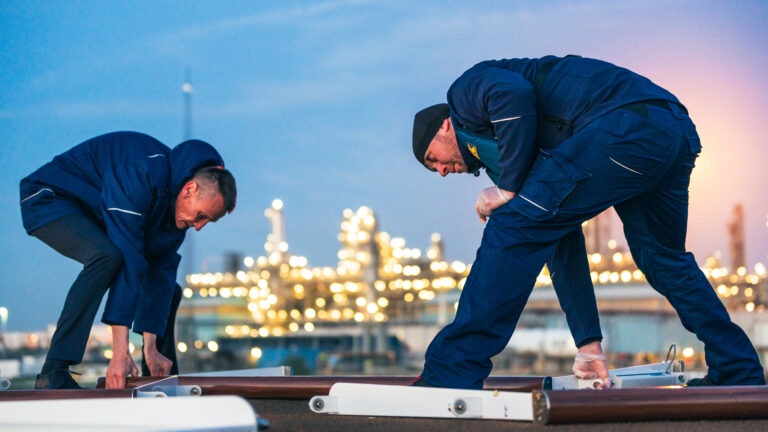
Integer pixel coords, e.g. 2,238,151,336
412,103,450,166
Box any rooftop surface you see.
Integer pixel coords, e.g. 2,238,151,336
249,398,768,432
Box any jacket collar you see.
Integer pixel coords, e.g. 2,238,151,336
451,116,485,175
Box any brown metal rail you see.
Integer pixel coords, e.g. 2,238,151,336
96,375,549,399
0,389,132,402
533,386,768,424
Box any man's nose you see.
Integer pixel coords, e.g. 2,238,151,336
439,164,449,177
195,220,209,231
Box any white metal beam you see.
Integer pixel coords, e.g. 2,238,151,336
0,396,258,431
310,383,533,421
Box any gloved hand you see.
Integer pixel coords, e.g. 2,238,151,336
476,186,515,222
573,344,610,389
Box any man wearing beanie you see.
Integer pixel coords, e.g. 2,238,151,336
411,55,765,389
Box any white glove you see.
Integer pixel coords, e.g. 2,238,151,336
476,186,514,222
572,352,610,389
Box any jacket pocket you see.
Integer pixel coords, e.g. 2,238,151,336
537,113,574,150
510,149,590,221
687,133,702,155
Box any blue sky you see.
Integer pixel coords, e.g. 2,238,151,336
1,0,767,330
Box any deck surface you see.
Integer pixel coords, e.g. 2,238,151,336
247,398,768,431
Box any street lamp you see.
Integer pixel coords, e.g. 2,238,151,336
0,307,8,334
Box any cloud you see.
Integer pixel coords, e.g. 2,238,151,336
200,70,410,118
192,0,648,119
314,0,647,74
156,0,375,46
50,100,177,118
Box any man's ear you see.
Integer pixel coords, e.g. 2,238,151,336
438,117,452,135
184,181,197,196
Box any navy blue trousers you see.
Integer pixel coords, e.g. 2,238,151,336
32,213,180,373
422,103,765,388
547,229,601,347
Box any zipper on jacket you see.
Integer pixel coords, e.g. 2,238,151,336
542,113,573,131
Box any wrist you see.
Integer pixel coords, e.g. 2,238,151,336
143,332,158,353
574,352,606,362
496,187,515,202
111,348,131,358
110,325,130,351
578,340,603,354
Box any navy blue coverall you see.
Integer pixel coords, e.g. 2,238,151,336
421,56,765,388
20,132,225,370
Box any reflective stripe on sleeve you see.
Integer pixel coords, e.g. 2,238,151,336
20,188,55,204
490,115,522,124
107,207,143,216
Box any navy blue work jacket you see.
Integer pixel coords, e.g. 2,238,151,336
20,132,225,335
447,55,682,192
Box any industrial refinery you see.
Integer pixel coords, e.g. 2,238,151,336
173,200,768,375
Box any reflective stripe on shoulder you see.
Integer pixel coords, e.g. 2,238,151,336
518,194,549,212
107,207,143,216
148,154,165,159
20,188,55,204
490,115,522,124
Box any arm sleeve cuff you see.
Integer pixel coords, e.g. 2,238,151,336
576,336,603,349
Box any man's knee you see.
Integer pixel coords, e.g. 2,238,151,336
172,283,182,302
86,242,124,277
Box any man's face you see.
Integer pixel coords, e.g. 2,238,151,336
174,181,227,231
423,119,468,176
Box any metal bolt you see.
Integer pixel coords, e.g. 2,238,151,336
190,387,200,396
313,398,325,411
453,399,467,415
257,418,271,430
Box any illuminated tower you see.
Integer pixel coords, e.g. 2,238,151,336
427,233,444,262
728,203,746,271
264,199,288,264
338,206,385,352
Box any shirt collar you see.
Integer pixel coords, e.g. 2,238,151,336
452,117,484,175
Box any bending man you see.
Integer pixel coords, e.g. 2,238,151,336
20,131,237,389
411,55,765,388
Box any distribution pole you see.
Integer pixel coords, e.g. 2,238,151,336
177,70,196,363
182,69,194,279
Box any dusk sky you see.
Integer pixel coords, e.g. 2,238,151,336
1,0,767,331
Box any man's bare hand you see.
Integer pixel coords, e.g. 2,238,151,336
106,350,138,389
476,186,516,222
143,332,172,376
572,341,610,389
144,348,173,376
106,325,136,389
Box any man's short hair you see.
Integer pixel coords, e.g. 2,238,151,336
193,166,237,213
412,103,450,166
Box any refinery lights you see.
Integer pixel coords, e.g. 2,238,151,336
176,201,768,354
